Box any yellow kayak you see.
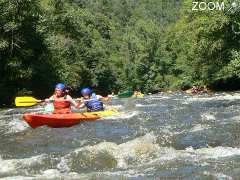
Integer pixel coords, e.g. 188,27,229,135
132,93,144,98
84,109,119,117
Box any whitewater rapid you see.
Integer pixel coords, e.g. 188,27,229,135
1,92,240,179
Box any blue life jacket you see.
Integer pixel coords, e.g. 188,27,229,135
84,97,104,112
91,92,97,99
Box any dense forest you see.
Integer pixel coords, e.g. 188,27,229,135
1,0,240,106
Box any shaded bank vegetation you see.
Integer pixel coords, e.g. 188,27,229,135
1,0,240,105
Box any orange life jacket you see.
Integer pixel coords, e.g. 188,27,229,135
53,95,71,114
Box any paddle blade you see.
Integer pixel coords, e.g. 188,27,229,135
15,96,41,107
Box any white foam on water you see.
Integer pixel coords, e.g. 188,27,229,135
184,146,240,160
40,169,61,179
182,101,189,105
54,127,240,172
135,104,157,107
105,105,123,109
11,170,88,180
116,133,159,166
1,176,34,180
0,156,16,174
2,143,240,178
103,111,139,120
149,96,170,100
0,154,46,175
201,113,216,121
203,171,233,179
97,170,146,178
130,145,240,169
7,117,29,133
187,93,240,102
31,106,44,111
80,139,240,168
57,157,70,172
0,115,30,136
6,109,14,112
189,124,210,133
0,119,8,128
21,107,44,113
66,133,159,169
0,115,16,119
230,115,240,123
35,170,144,179
160,125,185,136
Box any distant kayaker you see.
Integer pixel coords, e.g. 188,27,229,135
191,86,198,94
45,83,80,114
185,85,210,94
108,91,115,98
79,87,111,112
132,90,144,98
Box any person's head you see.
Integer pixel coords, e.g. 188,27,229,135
55,83,65,97
91,83,97,88
81,87,92,99
64,86,72,95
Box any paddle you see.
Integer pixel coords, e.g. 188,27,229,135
15,96,79,107
114,90,133,98
15,94,111,107
15,96,44,107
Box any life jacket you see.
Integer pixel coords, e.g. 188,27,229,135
53,95,71,114
83,97,104,112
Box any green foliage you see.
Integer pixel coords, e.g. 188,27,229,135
2,0,240,106
0,0,53,104
219,50,240,78
163,0,240,88
40,2,117,91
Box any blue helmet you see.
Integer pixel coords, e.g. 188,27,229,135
81,88,92,95
55,83,65,90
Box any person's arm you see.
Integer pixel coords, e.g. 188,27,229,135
66,95,80,108
68,95,86,109
45,95,54,103
98,95,112,102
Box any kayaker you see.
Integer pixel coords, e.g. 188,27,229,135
45,83,80,114
108,91,115,98
191,86,198,94
79,87,111,112
64,86,72,96
132,90,143,97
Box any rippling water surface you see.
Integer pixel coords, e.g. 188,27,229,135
1,92,240,179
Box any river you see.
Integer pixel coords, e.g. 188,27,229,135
1,92,240,179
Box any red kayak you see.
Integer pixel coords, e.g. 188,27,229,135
23,112,101,128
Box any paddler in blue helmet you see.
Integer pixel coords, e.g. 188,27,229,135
45,83,80,114
79,87,111,112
